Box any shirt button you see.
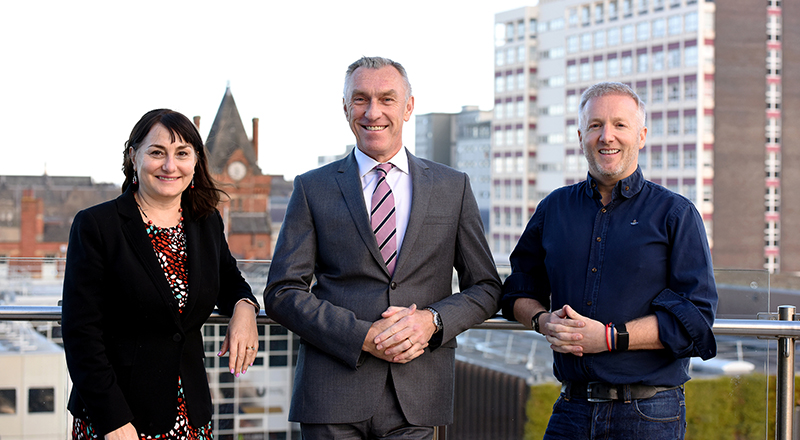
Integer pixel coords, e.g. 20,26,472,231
596,237,601,242
625,186,630,191
390,282,397,290
586,301,592,306
601,208,607,213
591,268,598,273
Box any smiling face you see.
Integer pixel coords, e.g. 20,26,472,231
578,93,647,188
343,66,414,163
130,123,197,205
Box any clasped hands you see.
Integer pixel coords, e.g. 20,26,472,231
363,304,436,364
540,304,608,356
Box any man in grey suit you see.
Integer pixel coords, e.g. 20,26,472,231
264,56,502,439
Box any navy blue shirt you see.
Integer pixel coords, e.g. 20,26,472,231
501,167,717,387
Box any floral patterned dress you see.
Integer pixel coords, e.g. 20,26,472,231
73,221,213,440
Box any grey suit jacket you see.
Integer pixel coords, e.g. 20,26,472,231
264,149,501,426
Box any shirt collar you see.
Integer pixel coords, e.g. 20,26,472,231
584,166,644,200
355,147,410,178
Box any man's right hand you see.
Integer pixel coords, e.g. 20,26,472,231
362,305,429,363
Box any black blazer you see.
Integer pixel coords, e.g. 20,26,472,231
62,188,258,436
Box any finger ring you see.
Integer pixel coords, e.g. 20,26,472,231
246,346,256,350
408,338,414,345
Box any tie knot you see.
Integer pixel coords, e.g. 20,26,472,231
374,163,393,175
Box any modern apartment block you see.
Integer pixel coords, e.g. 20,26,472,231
492,0,716,260
491,6,540,261
714,0,792,273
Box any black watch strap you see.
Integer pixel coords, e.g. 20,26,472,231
532,310,548,334
616,322,629,351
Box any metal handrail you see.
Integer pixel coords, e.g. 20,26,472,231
1,306,798,336
2,305,797,439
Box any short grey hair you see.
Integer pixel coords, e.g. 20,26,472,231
578,81,646,131
343,56,412,101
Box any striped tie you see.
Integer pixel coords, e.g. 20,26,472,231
371,163,397,275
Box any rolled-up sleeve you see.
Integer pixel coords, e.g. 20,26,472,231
652,201,718,360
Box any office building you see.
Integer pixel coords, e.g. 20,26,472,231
492,0,716,259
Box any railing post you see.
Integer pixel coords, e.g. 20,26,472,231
776,305,795,440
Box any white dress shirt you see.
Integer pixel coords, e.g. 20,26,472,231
355,147,413,256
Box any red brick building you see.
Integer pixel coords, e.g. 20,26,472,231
200,87,273,260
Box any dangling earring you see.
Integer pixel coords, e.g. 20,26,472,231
191,178,195,189
132,173,138,185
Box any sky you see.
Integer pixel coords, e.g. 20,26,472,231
0,0,535,184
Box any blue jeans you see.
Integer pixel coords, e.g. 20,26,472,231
543,387,686,440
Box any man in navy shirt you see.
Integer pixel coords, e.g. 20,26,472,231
501,82,717,440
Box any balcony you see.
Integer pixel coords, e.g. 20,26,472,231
1,258,800,439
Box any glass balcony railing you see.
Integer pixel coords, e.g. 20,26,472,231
1,258,799,440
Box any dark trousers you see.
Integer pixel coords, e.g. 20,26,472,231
300,373,434,440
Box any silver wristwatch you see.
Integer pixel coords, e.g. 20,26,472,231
425,307,443,334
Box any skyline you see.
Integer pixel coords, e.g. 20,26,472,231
0,0,534,184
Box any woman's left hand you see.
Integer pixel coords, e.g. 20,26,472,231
218,300,259,377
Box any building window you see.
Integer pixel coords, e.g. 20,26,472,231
637,53,649,73
567,35,579,53
608,27,620,46
623,0,633,16
684,80,697,100
608,58,620,77
518,46,527,62
495,76,505,93
653,18,666,38
594,30,606,48
567,65,578,83
684,149,696,168
685,46,698,67
668,15,682,35
567,94,579,112
685,12,698,33
595,4,605,23
516,101,525,118
684,115,697,134
668,82,680,101
640,150,648,169
496,51,505,66
516,73,525,90
684,183,696,203
697,179,720,207
639,0,650,13
594,60,606,79
651,117,664,136
668,48,681,69
506,47,516,64
622,24,634,43
668,150,680,168
637,22,650,41
581,33,592,51
653,51,664,71
621,55,633,75
581,63,592,81
569,8,579,26
704,115,714,135
668,116,680,135
652,151,663,169
609,1,619,19
652,84,664,103
28,388,55,413
0,389,16,414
